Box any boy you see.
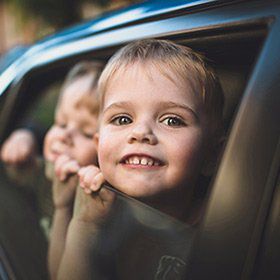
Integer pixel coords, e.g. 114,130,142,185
58,39,224,279
0,61,103,279
43,61,103,279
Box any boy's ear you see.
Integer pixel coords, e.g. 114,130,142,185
201,136,225,177
93,132,99,149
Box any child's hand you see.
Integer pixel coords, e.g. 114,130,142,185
73,165,115,225
52,155,80,209
54,154,80,182
0,129,37,165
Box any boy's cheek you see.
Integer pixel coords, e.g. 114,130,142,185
75,143,98,167
43,126,57,156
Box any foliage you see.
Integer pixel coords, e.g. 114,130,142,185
4,0,112,28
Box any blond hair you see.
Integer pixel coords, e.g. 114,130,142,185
98,39,224,135
57,60,104,115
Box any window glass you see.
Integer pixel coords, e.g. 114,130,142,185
85,184,195,279
0,80,61,279
0,28,266,279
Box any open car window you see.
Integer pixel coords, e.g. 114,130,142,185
0,1,279,279
0,30,265,279
0,32,265,278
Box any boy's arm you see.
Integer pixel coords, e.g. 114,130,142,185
48,156,79,280
58,166,115,280
48,205,73,280
57,207,101,280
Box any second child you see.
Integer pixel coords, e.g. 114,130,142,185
43,61,103,280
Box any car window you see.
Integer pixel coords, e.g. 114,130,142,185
0,5,277,278
1,37,262,277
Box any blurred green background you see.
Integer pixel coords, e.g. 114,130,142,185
0,0,139,54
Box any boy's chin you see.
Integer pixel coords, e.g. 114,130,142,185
116,184,163,200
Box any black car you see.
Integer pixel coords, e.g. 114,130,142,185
0,0,279,279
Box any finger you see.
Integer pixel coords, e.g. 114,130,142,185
64,160,80,174
18,144,32,160
54,155,71,178
59,160,80,181
1,141,13,163
0,144,8,162
14,146,31,164
78,165,99,188
6,147,18,164
90,172,104,192
78,166,92,188
81,168,98,190
77,166,89,178
78,165,96,177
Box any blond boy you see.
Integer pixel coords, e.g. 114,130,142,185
58,39,224,279
42,61,104,280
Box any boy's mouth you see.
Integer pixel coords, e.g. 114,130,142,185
120,154,163,167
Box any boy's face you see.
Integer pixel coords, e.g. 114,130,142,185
96,63,211,200
44,75,98,166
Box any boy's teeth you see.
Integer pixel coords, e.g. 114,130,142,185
125,156,159,166
140,158,148,165
133,157,140,164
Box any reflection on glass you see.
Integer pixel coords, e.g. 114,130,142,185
0,159,52,279
80,184,196,280
0,159,199,279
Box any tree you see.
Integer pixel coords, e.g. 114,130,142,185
5,0,113,29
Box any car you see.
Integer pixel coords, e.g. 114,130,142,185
0,0,279,279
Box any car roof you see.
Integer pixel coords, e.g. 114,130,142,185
35,0,220,49
0,0,227,95
0,46,29,74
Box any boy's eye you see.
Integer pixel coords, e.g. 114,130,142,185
57,122,66,129
82,131,94,139
111,115,132,126
161,116,185,127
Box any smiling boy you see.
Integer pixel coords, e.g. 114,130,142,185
58,39,224,279
82,39,223,218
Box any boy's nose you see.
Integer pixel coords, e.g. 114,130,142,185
59,127,74,146
128,123,158,145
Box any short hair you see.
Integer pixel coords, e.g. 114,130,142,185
98,39,224,136
57,60,104,115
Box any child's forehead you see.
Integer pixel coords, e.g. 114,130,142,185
106,61,201,102
115,61,198,89
58,81,99,114
103,62,203,114
65,74,94,94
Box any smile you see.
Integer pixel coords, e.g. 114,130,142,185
121,154,162,167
